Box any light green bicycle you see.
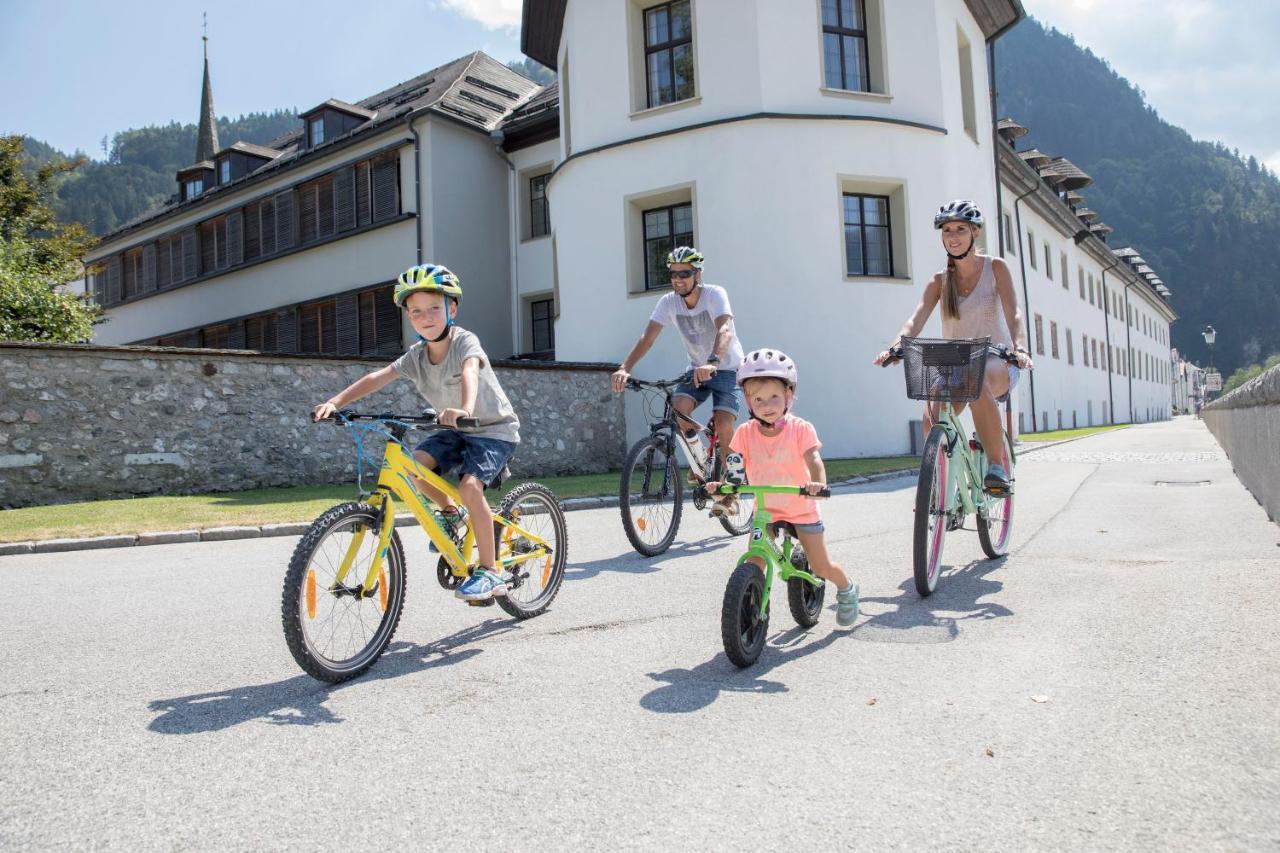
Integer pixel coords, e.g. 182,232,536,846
886,336,1019,597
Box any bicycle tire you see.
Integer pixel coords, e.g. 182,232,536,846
785,545,825,628
709,453,755,537
494,482,569,620
619,434,682,556
978,432,1015,558
912,428,952,597
722,561,770,667
282,502,406,683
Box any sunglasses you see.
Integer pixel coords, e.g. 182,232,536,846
669,270,696,279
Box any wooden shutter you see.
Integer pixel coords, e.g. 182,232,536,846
358,291,375,355
375,285,401,354
91,269,106,305
318,175,334,238
261,198,277,255
226,320,245,350
122,251,137,299
321,300,337,354
275,190,295,251
372,153,398,221
182,229,198,281
356,160,371,227
200,221,216,273
214,218,228,269
275,308,297,353
142,244,157,292
227,210,244,266
334,166,355,232
244,204,261,260
156,238,171,288
106,256,122,304
336,292,359,356
298,183,317,243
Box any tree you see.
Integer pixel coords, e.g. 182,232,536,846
506,58,556,86
0,135,100,342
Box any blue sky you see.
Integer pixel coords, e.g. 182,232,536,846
4,1,1276,171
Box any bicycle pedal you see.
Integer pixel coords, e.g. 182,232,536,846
466,598,496,607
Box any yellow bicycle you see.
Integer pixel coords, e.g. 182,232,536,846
282,411,568,682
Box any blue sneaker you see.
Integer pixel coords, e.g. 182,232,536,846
984,463,1011,494
428,506,466,552
836,582,859,627
456,567,511,601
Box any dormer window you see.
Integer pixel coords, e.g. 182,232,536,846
309,117,325,147
185,178,204,198
218,158,231,185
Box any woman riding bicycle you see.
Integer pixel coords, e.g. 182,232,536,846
873,200,1033,491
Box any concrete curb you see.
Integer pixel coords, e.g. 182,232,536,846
0,465,928,556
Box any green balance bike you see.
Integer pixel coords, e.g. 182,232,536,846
702,478,834,667
886,336,1019,597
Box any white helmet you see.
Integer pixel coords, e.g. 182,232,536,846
934,199,984,229
737,348,798,389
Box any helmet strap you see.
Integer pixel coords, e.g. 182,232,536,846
945,232,976,261
427,298,456,343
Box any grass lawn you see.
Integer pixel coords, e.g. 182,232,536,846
0,456,916,543
1019,424,1131,443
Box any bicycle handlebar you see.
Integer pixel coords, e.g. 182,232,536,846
713,483,832,499
315,409,480,429
880,342,1020,367
624,370,696,392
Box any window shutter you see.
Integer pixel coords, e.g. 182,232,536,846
336,292,359,356
263,315,278,352
200,221,216,273
182,228,199,281
261,198,277,255
91,269,105,305
156,238,171,288
318,176,335,238
142,244,157,292
214,218,228,269
276,308,297,353
275,190,295,251
227,210,244,266
334,166,355,232
299,184,318,243
372,153,398,221
226,321,245,350
358,291,375,355
356,161,371,226
321,301,337,354
106,256,122,304
244,204,261,260
375,285,401,355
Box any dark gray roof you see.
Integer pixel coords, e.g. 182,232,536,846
218,141,283,161
302,98,376,120
500,81,559,134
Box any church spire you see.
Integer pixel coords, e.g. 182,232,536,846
195,15,219,163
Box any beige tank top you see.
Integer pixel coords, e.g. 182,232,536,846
941,255,1012,347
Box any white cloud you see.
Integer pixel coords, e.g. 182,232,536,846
1021,0,1280,167
435,0,522,30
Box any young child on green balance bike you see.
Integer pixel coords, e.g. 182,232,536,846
312,263,521,603
706,348,859,627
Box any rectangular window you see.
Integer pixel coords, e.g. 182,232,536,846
185,178,203,199
1034,314,1044,355
1002,211,1015,255
643,202,694,291
1092,338,1098,368
529,173,550,239
822,0,869,92
1078,266,1085,299
244,314,278,352
531,297,555,354
1066,328,1074,364
1044,243,1052,280
1088,274,1095,305
309,117,325,147
956,26,977,139
1027,230,1037,268
644,0,695,108
297,299,337,355
842,193,892,277
219,158,230,185
1050,321,1059,359
201,323,231,349
1061,252,1068,290
298,174,336,244
122,248,143,300
357,285,401,356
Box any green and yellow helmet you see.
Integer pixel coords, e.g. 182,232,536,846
394,263,463,308
666,246,704,269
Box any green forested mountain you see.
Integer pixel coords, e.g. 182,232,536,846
23,110,297,236
997,17,1280,376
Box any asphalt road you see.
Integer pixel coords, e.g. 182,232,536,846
2,417,1277,851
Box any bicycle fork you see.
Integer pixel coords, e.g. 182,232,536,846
326,492,395,606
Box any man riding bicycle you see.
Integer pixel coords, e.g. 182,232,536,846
611,246,745,515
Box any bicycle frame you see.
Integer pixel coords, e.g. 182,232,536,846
331,430,555,597
642,380,719,478
930,402,1017,518
716,484,823,618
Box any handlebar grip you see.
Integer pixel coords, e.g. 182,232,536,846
811,486,832,498
880,347,903,367
455,416,480,429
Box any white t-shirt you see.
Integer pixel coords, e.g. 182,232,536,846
648,283,745,371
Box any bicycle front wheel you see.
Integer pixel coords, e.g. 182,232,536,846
912,428,952,597
620,434,682,556
710,454,755,537
978,432,1015,558
721,560,770,667
282,502,406,683
495,482,568,619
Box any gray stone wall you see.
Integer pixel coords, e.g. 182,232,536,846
0,343,625,508
1203,364,1280,525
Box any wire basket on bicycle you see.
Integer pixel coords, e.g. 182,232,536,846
899,336,992,403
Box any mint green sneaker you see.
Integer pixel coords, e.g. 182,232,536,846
836,582,859,627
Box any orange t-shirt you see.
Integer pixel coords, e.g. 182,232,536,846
729,416,822,524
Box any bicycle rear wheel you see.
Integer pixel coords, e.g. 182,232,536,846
495,482,568,619
710,454,755,537
978,432,1015,558
282,502,406,683
912,428,953,597
620,434,682,556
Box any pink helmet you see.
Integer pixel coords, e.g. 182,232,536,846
737,348,798,389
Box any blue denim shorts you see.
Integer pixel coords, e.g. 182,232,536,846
673,368,741,414
415,431,516,487
769,520,825,537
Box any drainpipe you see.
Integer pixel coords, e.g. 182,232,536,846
1011,181,1039,427
1123,276,1135,424
407,113,424,264
1099,257,1120,423
987,42,1005,256
490,129,522,358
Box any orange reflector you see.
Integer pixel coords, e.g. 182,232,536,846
378,568,388,612
636,517,647,532
541,554,553,587
305,570,317,619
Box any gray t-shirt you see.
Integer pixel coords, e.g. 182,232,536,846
648,283,745,371
392,327,520,444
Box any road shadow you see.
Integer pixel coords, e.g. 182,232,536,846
640,626,843,714
565,534,738,581
852,556,1012,644
146,618,515,735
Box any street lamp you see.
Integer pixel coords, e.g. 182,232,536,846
1202,325,1216,369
